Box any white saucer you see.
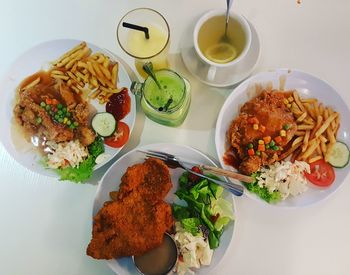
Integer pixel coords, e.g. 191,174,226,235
180,20,260,87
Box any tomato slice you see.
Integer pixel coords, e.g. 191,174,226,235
104,121,130,148
305,159,335,187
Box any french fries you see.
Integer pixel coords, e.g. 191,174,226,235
20,77,41,91
285,90,340,164
50,42,122,104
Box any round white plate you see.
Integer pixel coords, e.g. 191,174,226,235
215,69,350,207
0,39,136,178
93,143,236,275
180,19,260,87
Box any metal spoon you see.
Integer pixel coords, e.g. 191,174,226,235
142,62,162,89
221,0,234,43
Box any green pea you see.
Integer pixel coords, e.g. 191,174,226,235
62,107,67,113
265,144,270,149
283,124,291,130
69,124,75,129
270,140,275,147
247,143,254,149
45,105,51,111
57,110,63,115
40,102,46,107
255,150,261,156
66,120,71,126
73,121,79,127
58,118,64,123
57,103,63,109
54,114,59,120
66,112,71,117
36,117,42,124
272,145,279,151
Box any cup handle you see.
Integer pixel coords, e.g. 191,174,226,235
207,66,217,82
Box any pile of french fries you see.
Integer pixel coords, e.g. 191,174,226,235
280,91,340,164
50,42,121,104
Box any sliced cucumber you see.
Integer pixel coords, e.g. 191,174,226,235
328,141,350,168
91,112,116,137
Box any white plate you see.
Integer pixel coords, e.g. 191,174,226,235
0,39,136,178
215,69,350,207
93,143,236,275
180,20,260,87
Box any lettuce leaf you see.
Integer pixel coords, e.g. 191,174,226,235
181,218,201,236
57,156,95,183
55,137,104,183
243,172,281,203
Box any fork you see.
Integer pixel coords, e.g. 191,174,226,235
138,150,245,197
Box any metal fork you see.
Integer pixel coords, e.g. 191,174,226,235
138,150,244,197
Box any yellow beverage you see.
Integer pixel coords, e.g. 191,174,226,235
198,15,246,64
127,25,170,78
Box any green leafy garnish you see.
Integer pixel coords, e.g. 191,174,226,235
181,218,201,236
88,136,104,158
243,172,281,203
56,137,105,183
172,204,191,220
57,156,95,183
174,171,234,249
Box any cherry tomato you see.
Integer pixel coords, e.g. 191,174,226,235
104,121,130,148
305,159,335,187
189,166,202,183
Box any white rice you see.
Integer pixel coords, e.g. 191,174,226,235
257,160,310,200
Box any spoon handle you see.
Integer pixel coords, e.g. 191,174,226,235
225,0,234,35
142,62,162,89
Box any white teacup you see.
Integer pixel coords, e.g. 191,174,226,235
193,10,252,82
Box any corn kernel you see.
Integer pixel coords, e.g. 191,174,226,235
283,99,289,105
280,129,287,137
253,124,259,130
258,140,264,145
63,117,68,124
288,96,294,102
287,103,292,108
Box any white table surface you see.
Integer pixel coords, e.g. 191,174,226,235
1,1,350,275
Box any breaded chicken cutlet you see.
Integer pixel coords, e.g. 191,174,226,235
86,158,174,260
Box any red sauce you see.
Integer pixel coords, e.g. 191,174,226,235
223,148,240,170
106,88,130,121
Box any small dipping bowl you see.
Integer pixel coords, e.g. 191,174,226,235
133,233,178,275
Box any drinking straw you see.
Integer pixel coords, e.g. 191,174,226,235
122,22,150,39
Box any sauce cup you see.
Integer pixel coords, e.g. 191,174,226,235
132,233,178,275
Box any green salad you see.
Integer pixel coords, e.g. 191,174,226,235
172,170,234,249
56,136,104,183
243,172,282,203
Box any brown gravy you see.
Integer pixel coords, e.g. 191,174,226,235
133,234,177,275
18,70,82,105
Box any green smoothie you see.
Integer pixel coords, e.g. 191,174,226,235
143,70,185,111
139,69,191,127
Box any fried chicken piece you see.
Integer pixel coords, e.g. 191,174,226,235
227,90,297,175
116,157,173,202
77,126,96,146
239,155,262,175
86,158,174,260
86,194,173,259
15,89,74,143
59,82,77,109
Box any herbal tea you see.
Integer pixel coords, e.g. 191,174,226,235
198,15,246,64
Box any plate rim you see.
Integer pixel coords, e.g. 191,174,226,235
94,142,237,275
215,68,350,208
0,38,136,178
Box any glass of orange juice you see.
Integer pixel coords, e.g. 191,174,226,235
117,8,170,78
